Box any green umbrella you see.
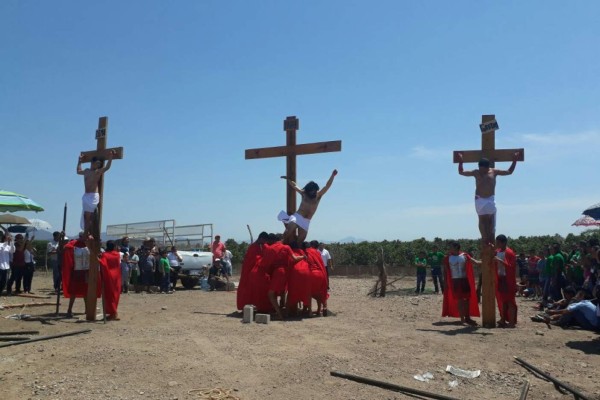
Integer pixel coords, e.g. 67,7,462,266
0,190,44,212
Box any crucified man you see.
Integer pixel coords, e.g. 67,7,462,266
457,151,520,246
278,169,337,245
77,150,115,239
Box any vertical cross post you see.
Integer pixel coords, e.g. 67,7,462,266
284,117,299,215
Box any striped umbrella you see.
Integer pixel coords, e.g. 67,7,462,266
0,190,44,212
571,215,600,227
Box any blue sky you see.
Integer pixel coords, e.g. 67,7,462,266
1,1,599,243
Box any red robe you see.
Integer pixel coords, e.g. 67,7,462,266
261,242,293,293
99,250,121,316
286,249,311,307
237,241,263,310
306,248,328,301
442,253,480,318
495,246,517,322
62,239,101,299
253,243,274,313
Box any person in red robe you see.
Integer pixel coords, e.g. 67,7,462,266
62,232,101,318
442,241,480,325
286,245,312,316
257,234,305,320
494,234,517,328
306,240,329,316
236,232,268,311
99,240,122,321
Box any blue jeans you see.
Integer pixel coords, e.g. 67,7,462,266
416,271,426,292
431,268,442,293
50,258,61,291
160,274,170,292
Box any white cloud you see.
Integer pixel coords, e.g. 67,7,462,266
408,145,450,160
517,130,600,146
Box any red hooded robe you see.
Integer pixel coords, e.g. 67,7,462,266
495,246,517,322
99,250,122,316
306,247,328,301
286,248,311,307
442,253,480,318
236,241,262,310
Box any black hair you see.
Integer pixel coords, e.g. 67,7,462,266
106,240,116,251
451,241,461,250
563,286,576,296
478,158,490,168
310,240,319,249
258,231,269,240
303,181,319,193
496,234,508,244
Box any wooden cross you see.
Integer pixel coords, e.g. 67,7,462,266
245,116,341,214
81,116,123,321
453,114,524,328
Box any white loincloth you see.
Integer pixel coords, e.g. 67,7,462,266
82,193,100,213
475,195,496,216
81,192,100,229
277,210,311,231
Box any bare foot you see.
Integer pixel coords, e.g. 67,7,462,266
465,318,478,327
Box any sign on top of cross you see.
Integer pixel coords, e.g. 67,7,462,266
453,114,524,167
80,116,123,321
245,116,341,214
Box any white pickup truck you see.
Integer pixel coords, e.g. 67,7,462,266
172,250,213,289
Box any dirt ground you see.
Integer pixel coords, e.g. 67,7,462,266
1,273,599,400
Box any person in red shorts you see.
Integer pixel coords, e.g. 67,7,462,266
442,241,479,326
494,234,518,328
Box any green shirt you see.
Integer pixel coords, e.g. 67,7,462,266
415,257,427,273
160,257,170,274
428,251,445,269
553,252,565,276
545,254,554,276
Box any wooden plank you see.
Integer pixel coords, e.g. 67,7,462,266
80,147,124,163
453,149,524,164
245,140,342,160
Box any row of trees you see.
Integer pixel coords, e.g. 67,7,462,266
224,229,599,269
26,229,598,272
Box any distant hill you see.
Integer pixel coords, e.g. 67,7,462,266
337,236,367,243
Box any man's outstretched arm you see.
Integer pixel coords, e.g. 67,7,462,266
280,176,304,195
99,150,115,173
457,153,475,177
495,151,520,176
318,169,338,197
76,155,85,175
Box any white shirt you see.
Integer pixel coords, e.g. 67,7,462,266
24,249,34,264
449,254,467,279
47,240,59,261
167,252,181,267
223,249,233,263
320,248,331,267
0,242,16,270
